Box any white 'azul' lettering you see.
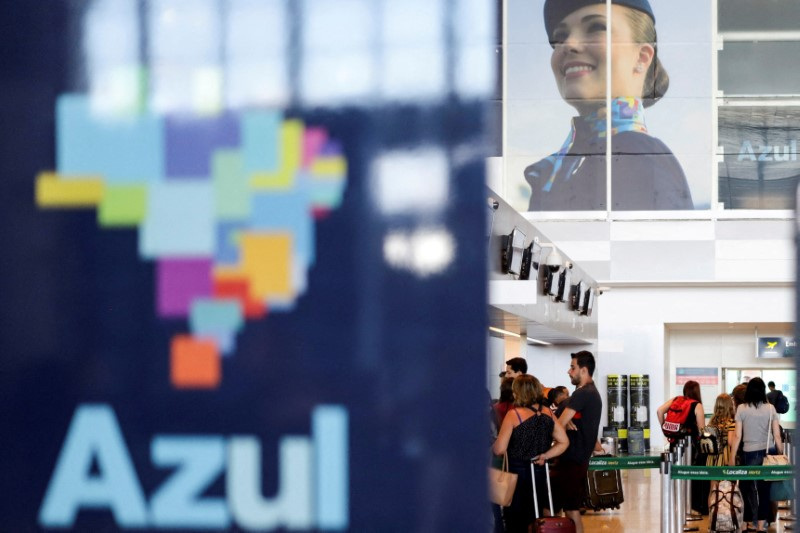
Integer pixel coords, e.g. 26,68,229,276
738,139,798,162
38,404,349,530
738,140,755,161
228,437,313,530
150,436,229,528
38,405,149,527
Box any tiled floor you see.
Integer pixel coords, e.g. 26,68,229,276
580,469,796,532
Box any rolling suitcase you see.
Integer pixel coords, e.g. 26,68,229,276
530,460,576,533
585,468,624,510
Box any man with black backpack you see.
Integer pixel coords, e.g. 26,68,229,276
767,381,790,414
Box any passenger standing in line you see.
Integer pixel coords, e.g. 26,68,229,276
730,381,749,517
504,357,528,379
705,393,736,468
656,380,707,514
548,385,570,418
732,383,747,410
766,381,782,406
493,377,515,430
552,351,602,533
656,380,705,446
705,393,736,504
492,375,569,533
729,377,784,533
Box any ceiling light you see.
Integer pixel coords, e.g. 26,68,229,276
527,337,552,346
489,326,520,338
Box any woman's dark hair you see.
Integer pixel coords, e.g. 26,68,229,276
546,387,559,406
624,8,669,107
682,380,702,403
499,377,515,403
731,383,747,408
744,377,768,408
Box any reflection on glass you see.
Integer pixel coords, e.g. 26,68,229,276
383,227,456,277
524,1,693,211
224,0,289,108
148,0,222,113
718,106,800,209
453,0,496,98
300,0,377,104
85,0,141,114
371,148,449,215
380,0,445,98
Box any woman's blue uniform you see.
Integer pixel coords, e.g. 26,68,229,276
524,99,694,211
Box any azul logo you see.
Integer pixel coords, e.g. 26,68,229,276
36,94,348,390
36,94,347,389
39,404,348,530
737,139,798,162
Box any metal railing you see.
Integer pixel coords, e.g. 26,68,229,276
587,436,795,533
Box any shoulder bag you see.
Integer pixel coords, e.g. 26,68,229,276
762,405,789,466
489,453,518,507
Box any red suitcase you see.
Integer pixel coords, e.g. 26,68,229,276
530,460,576,533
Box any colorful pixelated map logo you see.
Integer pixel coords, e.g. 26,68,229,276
36,95,347,389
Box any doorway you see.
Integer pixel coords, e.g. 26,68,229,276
722,368,796,427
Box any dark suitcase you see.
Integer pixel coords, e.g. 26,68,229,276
530,460,576,533
585,468,624,510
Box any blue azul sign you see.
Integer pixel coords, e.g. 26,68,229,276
0,2,491,530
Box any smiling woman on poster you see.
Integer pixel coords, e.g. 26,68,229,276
524,0,694,211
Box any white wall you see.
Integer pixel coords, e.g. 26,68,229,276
487,333,590,400
597,285,794,450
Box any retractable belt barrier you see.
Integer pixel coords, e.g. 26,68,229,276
583,440,796,533
671,464,793,480
589,455,662,470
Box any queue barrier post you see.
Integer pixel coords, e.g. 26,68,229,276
683,437,701,530
660,451,673,533
785,435,797,523
673,442,684,532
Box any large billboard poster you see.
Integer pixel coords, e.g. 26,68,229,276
719,106,800,209
0,2,490,530
504,0,713,212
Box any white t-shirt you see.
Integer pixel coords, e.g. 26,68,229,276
735,402,777,452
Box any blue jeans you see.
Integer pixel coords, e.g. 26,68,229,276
742,449,771,523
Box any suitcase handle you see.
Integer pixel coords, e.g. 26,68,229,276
530,458,554,518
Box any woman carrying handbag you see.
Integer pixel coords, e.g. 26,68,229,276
728,377,783,532
493,375,569,533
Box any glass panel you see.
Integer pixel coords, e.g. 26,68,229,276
379,0,446,100
718,106,800,209
505,0,608,211
719,0,800,32
719,42,800,96
607,0,710,211
147,0,222,114
762,369,797,426
299,0,377,105
224,0,289,108
505,0,710,212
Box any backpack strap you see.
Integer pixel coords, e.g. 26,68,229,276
710,485,722,531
